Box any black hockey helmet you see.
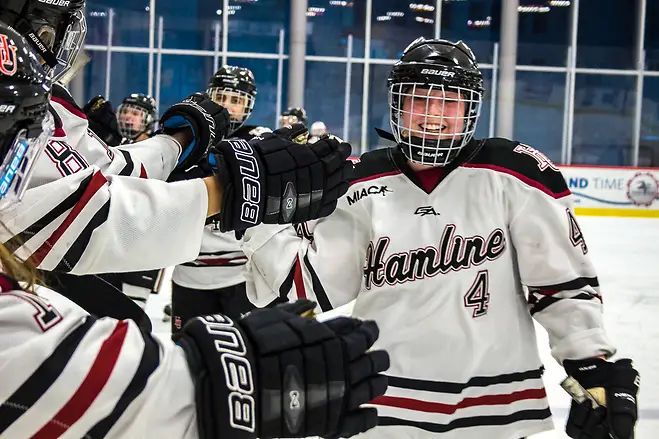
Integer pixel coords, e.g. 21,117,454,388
116,93,158,141
280,107,307,127
0,21,53,210
207,65,257,134
0,0,86,81
388,37,484,166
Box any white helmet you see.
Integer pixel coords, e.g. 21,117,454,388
310,121,328,137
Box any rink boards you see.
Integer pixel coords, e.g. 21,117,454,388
559,165,659,217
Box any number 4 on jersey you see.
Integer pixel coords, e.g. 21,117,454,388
566,208,588,254
464,270,490,318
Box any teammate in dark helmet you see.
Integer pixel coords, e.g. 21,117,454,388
166,65,272,333
280,106,307,127
243,37,640,439
116,93,158,142
388,37,483,167
207,65,257,135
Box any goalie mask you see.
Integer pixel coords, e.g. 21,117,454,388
388,37,484,166
0,22,53,210
207,66,256,135
116,93,157,142
0,0,87,81
280,107,307,127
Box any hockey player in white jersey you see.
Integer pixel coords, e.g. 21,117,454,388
0,0,353,279
0,22,389,439
45,93,164,328
169,66,272,333
243,38,640,439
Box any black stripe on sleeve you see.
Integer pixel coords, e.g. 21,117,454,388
302,254,333,312
278,262,297,300
4,173,94,254
530,293,595,316
198,251,237,257
85,329,161,438
528,277,599,291
48,105,63,129
0,316,96,434
118,150,135,176
378,408,552,434
181,260,247,268
386,367,544,394
54,201,111,273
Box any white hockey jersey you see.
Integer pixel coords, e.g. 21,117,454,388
0,84,209,274
172,219,247,290
171,125,271,290
243,139,616,439
0,274,199,439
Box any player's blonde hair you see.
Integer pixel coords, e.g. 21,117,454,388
0,224,40,291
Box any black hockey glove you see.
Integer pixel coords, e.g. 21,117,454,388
83,96,123,146
160,92,231,173
209,125,352,232
174,299,389,439
275,122,311,144
563,358,639,439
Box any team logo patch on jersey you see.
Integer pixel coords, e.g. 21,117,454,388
415,206,440,216
363,225,506,290
347,185,392,205
513,143,559,172
0,34,18,76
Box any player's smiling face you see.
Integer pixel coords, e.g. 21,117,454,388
400,88,465,141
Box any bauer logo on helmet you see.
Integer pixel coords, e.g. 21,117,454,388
420,68,455,77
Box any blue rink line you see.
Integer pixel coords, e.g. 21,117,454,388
571,192,634,205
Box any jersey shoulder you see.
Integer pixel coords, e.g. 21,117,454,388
465,138,570,198
350,147,401,185
52,83,81,110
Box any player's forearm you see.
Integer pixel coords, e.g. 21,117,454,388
531,294,616,363
116,134,182,180
134,341,200,439
202,176,222,217
243,213,364,310
243,224,302,306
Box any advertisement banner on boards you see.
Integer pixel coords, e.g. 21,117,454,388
558,166,659,217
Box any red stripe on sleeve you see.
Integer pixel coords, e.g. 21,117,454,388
139,164,147,178
462,163,571,199
51,96,87,120
31,321,129,439
197,256,248,265
372,387,547,415
29,171,108,268
293,256,306,299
